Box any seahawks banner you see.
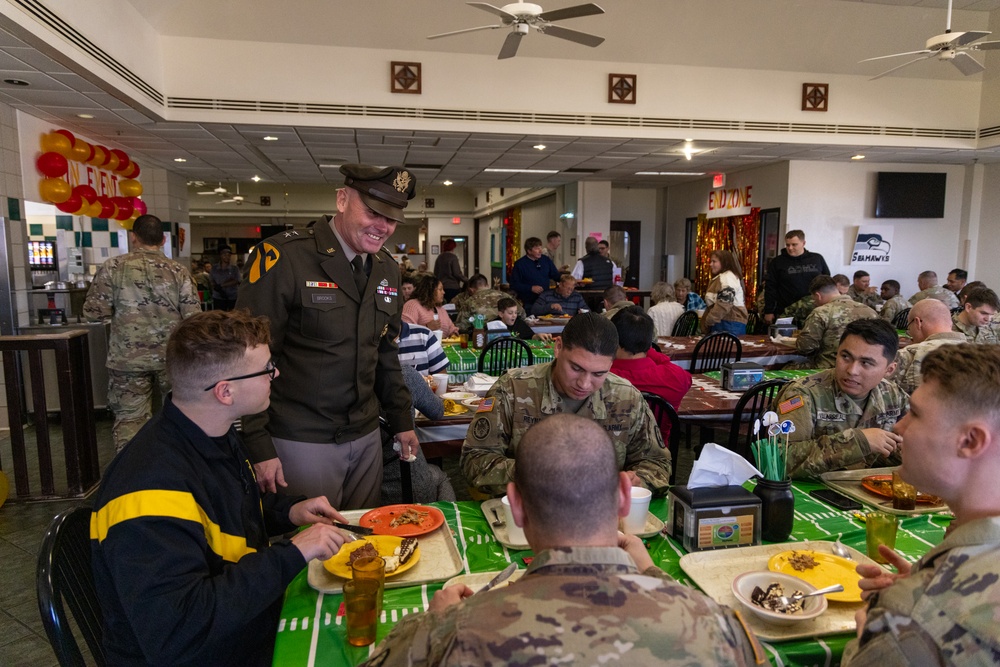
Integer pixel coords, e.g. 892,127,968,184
851,226,893,265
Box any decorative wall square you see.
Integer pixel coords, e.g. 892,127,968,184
609,74,636,104
802,83,829,112
391,62,422,94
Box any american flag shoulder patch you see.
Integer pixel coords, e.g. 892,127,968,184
779,395,804,415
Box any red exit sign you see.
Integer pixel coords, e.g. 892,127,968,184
713,173,726,188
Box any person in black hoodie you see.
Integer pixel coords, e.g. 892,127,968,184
763,229,830,324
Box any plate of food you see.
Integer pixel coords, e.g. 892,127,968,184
462,396,484,408
767,550,861,602
442,391,477,401
443,568,525,594
323,535,420,578
359,504,446,537
442,399,468,416
860,475,942,505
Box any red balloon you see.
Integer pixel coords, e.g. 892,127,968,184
96,196,116,219
100,146,115,166
110,149,130,172
132,198,147,216
56,193,82,213
112,196,133,220
123,162,140,179
72,184,98,205
36,151,68,178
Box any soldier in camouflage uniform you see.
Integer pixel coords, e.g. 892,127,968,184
454,276,521,333
847,270,883,309
794,275,877,369
908,270,960,309
781,294,816,328
878,280,908,325
364,414,762,667
460,313,671,497
889,299,965,395
775,319,907,479
84,215,201,451
952,286,1000,345
843,344,1000,666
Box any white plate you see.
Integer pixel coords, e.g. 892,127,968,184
461,397,485,408
443,568,526,594
442,391,477,401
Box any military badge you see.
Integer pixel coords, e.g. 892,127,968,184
778,395,803,414
248,242,280,284
476,397,495,413
306,281,338,288
392,170,412,193
472,417,491,440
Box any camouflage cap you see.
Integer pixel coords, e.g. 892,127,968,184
340,163,416,224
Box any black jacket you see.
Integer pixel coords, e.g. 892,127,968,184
764,249,830,316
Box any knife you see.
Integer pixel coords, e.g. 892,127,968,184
334,522,374,536
477,562,518,595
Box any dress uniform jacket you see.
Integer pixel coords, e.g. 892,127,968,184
236,221,412,461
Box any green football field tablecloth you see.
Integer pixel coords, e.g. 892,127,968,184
273,482,949,667
442,338,556,383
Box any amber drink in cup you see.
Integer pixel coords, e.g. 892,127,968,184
891,470,917,510
351,555,385,615
343,579,380,647
865,511,899,564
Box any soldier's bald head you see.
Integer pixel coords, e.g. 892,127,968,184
910,298,952,338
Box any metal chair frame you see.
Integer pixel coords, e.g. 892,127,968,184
688,331,743,374
478,336,534,375
892,307,911,330
641,392,682,485
671,311,700,337
726,379,789,464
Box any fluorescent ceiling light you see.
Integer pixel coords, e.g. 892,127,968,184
533,144,546,150
251,175,262,182
318,164,342,168
635,171,706,176
484,168,559,174
174,158,186,162
263,136,278,141
77,113,94,119
851,155,866,160
442,180,453,186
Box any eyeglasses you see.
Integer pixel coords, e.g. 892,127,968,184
906,317,920,330
204,360,276,391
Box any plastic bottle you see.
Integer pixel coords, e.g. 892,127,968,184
473,313,486,349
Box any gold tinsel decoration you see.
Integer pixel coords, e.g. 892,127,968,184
505,207,521,276
692,208,761,308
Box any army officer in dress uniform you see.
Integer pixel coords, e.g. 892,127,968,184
236,164,419,510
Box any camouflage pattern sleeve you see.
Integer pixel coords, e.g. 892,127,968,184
623,395,671,495
888,347,918,395
795,307,826,356
83,263,114,322
459,377,517,496
177,268,202,318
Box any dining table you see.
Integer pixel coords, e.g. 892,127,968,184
440,337,556,384
657,334,806,370
271,483,950,667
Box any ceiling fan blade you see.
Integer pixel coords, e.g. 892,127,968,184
498,30,523,59
197,191,217,195
954,30,990,47
538,24,605,47
218,199,236,204
970,40,1000,50
951,51,985,75
538,3,605,22
869,53,936,80
467,2,518,21
428,24,502,39
859,49,932,63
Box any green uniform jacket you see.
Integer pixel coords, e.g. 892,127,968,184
889,332,966,395
773,370,907,479
909,285,959,310
879,294,909,325
953,312,1000,345
848,285,883,310
796,295,877,369
460,362,670,497
235,221,412,461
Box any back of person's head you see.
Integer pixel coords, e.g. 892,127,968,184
959,281,986,305
918,270,938,283
810,275,838,295
921,344,1000,428
853,270,869,280
882,279,900,294
469,274,489,289
611,306,654,355
497,297,517,312
785,229,805,242
412,274,441,308
442,239,457,252
584,236,599,253
650,281,674,305
950,268,968,280
965,286,1000,311
603,285,626,303
513,414,620,539
524,237,542,253
840,318,898,362
131,215,163,245
546,230,561,242
832,274,850,289
561,311,618,358
910,298,952,332
167,310,271,401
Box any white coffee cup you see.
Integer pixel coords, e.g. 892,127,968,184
623,487,652,534
501,495,527,544
431,373,450,397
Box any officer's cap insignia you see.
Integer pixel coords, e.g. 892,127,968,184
393,170,412,193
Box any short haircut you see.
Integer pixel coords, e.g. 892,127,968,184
882,279,900,293
524,237,542,252
949,269,968,280
839,318,898,362
711,249,742,278
785,230,805,242
959,281,986,304
411,273,441,309
832,274,850,288
167,310,271,401
921,344,1000,427
918,270,938,281
513,414,620,539
401,275,417,287
131,215,164,245
853,270,870,280
468,274,489,289
603,285,626,303
598,239,609,248
497,297,518,312
611,305,654,355
560,311,618,358
546,230,561,241
965,286,1000,311
810,275,838,294
558,272,576,285
674,278,692,290
650,281,675,305
584,237,599,253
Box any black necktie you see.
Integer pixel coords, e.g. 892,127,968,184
351,255,369,294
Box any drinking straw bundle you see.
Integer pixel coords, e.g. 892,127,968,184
751,411,794,481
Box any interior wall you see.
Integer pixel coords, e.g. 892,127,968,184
974,162,1000,288
611,187,658,288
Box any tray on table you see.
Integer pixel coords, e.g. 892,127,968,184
820,467,951,517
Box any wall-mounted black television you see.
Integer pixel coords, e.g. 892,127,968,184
875,172,946,219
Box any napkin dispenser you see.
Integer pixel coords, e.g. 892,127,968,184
769,324,797,338
720,362,764,391
666,485,761,552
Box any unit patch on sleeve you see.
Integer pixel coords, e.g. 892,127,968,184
778,395,804,415
248,242,280,284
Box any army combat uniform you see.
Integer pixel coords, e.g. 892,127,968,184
953,313,1000,345
773,370,907,479
360,547,763,667
795,295,877,368
889,332,966,395
460,362,671,497
454,287,518,333
909,285,960,310
781,294,816,328
842,516,1000,666
83,246,201,451
848,284,883,310
880,294,909,325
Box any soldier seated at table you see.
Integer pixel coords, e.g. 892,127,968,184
487,296,552,341
794,275,878,369
908,270,960,310
460,312,671,497
889,299,965,395
952,285,1000,345
530,273,588,317
878,280,908,324
456,275,522,334
774,318,908,479
781,293,816,328
601,285,633,319
363,414,762,667
843,344,1000,666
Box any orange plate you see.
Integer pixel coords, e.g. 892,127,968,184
359,504,446,537
860,475,942,505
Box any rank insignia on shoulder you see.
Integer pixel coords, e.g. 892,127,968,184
282,230,299,238
248,242,280,284
306,281,338,289
477,397,495,413
778,395,804,415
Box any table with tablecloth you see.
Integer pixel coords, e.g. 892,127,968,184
441,338,556,383
272,484,949,667
658,335,806,370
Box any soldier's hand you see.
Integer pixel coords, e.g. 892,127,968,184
396,430,421,461
429,584,473,612
617,532,654,571
289,496,348,527
854,606,869,639
861,429,903,457
857,545,911,601
624,470,643,487
254,457,287,494
291,524,354,562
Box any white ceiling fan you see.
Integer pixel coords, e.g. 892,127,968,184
197,183,228,196
217,183,260,206
428,1,605,60
860,0,1000,80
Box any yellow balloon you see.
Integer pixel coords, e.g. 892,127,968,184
119,179,143,197
85,200,103,218
70,139,92,162
39,178,72,204
40,132,72,157
104,153,120,172
119,216,134,231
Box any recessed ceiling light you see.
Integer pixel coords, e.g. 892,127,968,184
851,154,866,160
684,137,694,142
483,168,559,174
76,113,94,119
635,171,706,176
263,136,278,141
251,175,262,182
3,78,28,86
533,144,546,150
442,180,453,186
174,158,187,162
318,164,341,169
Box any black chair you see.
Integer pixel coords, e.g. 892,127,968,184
641,392,682,485
478,336,533,375
689,331,742,374
726,379,789,464
950,306,963,316
892,307,911,330
37,506,107,667
671,311,700,336
746,310,762,335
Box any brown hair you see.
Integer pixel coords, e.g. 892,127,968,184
710,249,743,279
411,274,443,309
921,344,1000,426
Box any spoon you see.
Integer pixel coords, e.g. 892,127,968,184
491,507,506,528
832,535,852,560
776,584,844,611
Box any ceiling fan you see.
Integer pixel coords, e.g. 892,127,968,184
197,183,228,196
428,1,605,60
860,0,1000,80
217,183,260,206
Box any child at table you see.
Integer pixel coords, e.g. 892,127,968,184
492,297,553,342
